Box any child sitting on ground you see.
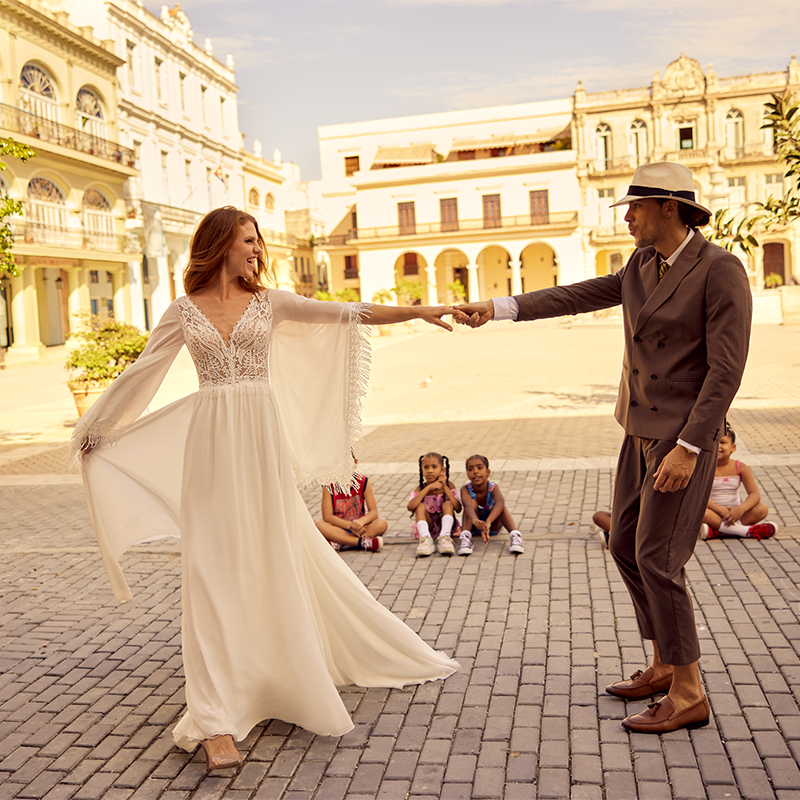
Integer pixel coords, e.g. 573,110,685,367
407,452,461,557
315,458,387,552
700,427,777,540
459,455,524,556
592,426,778,547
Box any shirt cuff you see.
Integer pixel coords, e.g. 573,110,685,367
677,438,701,455
492,296,519,321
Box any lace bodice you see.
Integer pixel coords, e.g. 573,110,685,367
177,292,271,389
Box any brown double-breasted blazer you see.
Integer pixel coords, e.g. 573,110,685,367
515,232,752,451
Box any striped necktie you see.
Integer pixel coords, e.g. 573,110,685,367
657,257,670,282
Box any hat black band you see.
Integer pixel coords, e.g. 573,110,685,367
626,185,696,202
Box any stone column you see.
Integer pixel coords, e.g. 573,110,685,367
112,270,130,322
509,259,522,295
466,262,480,303
67,269,83,335
7,267,45,362
425,263,438,306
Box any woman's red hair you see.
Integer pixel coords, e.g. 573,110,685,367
183,206,270,295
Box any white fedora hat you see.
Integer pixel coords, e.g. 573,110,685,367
610,162,710,214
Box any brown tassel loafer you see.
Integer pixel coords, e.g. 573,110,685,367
605,668,673,700
621,695,710,734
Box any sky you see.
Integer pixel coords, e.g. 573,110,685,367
143,0,800,181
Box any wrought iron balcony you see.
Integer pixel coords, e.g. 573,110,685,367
10,219,141,254
321,210,579,246
0,103,135,168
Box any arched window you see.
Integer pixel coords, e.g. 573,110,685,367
595,123,612,169
83,189,115,251
248,188,260,207
27,178,67,242
725,109,744,151
76,88,106,140
20,64,58,122
265,193,275,212
630,120,648,166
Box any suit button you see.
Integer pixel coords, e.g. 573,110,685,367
657,342,665,348
650,406,657,411
632,369,639,375
630,400,638,407
634,336,642,343
650,374,657,380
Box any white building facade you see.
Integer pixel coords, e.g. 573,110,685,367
316,100,581,307
53,0,244,329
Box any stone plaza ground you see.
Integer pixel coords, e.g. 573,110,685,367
1,317,800,799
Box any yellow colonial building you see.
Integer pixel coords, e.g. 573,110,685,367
574,54,800,319
0,0,138,362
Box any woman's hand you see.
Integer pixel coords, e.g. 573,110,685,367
417,306,455,331
80,440,95,454
349,519,365,536
477,520,491,544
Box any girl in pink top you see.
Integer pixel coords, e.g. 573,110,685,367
407,452,461,558
700,427,777,540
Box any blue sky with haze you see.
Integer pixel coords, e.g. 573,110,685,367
143,0,800,181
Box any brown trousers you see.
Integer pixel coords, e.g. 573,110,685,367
609,436,717,665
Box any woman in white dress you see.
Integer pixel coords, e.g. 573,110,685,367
70,207,459,770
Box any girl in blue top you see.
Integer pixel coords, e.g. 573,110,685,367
459,455,523,556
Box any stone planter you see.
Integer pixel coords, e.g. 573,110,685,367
780,284,800,325
69,384,107,418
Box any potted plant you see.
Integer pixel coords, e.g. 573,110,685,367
65,313,149,417
446,279,466,304
764,272,784,289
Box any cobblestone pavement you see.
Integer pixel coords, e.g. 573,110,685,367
2,322,800,799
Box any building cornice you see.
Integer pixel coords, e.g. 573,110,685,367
349,152,577,191
106,0,238,93
0,0,124,70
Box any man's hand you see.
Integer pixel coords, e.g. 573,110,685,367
453,300,494,328
653,445,697,493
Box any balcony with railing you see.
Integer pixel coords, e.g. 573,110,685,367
10,218,140,255
589,156,651,175
321,210,579,246
0,103,135,168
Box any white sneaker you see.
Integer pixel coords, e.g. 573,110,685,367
416,535,435,557
593,526,610,549
699,523,709,541
509,531,524,554
458,531,473,556
437,534,455,555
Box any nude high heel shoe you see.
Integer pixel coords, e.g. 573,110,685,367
200,734,242,770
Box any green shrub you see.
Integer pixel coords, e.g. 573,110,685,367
65,314,149,388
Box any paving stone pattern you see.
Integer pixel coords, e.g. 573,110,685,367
1,409,800,799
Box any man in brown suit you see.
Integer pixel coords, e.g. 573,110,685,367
455,162,752,733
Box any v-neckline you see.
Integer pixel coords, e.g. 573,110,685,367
186,292,259,347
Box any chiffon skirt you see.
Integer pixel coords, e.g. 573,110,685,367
81,384,459,750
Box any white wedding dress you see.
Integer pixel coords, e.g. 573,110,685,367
70,290,458,750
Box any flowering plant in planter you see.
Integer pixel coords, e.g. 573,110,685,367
65,314,149,416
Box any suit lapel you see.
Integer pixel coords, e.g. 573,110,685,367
634,232,706,334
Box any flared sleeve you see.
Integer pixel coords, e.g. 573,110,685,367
68,301,185,464
268,290,371,492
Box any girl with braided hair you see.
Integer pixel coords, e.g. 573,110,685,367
407,452,462,557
